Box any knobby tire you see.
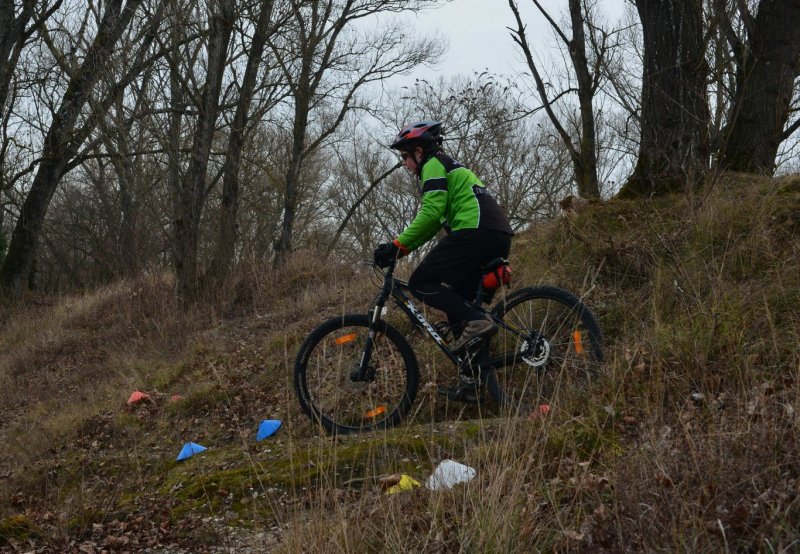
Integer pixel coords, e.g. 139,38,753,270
294,314,419,435
487,286,604,415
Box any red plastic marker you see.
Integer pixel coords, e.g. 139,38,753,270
127,390,150,405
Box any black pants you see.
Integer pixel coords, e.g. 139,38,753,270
408,229,512,325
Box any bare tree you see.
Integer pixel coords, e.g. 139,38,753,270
619,0,709,197
218,122,327,267
0,0,65,116
210,0,280,282
592,5,642,192
1,0,61,233
0,0,154,296
716,0,800,174
269,0,443,261
82,32,163,278
102,89,148,277
166,0,235,302
508,0,613,199
32,74,172,291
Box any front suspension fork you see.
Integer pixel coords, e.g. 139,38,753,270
351,280,392,382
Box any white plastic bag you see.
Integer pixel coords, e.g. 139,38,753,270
426,459,476,490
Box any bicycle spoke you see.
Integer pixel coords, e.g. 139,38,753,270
489,287,603,416
295,315,418,434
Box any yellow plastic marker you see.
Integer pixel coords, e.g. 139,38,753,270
364,405,387,418
386,474,421,495
573,330,584,354
335,333,357,345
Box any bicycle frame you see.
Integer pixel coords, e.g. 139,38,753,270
353,259,527,380
388,276,462,364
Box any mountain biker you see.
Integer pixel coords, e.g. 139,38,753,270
373,120,515,399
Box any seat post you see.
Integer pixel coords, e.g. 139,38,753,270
473,280,486,306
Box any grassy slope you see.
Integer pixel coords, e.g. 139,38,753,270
0,173,798,552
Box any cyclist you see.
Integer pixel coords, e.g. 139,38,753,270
373,120,515,400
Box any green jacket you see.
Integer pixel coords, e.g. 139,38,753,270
395,153,513,252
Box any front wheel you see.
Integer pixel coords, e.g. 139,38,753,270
294,314,419,434
487,286,604,415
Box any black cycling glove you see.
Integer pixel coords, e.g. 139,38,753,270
373,242,399,267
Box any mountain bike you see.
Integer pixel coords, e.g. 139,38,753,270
294,258,604,434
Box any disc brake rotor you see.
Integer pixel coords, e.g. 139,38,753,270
520,334,550,368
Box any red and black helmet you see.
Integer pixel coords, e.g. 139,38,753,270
390,120,443,151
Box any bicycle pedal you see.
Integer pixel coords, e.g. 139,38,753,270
458,357,479,376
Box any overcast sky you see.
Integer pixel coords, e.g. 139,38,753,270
401,0,631,80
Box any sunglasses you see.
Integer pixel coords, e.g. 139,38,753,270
400,152,412,161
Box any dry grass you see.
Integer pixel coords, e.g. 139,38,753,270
0,173,799,552
272,173,800,552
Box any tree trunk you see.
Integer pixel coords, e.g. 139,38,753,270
0,155,66,293
568,0,600,199
166,32,184,290
172,0,234,304
106,94,139,277
719,0,800,174
0,0,143,297
620,0,709,197
510,0,601,199
117,170,137,276
274,90,310,262
211,0,275,281
0,0,37,115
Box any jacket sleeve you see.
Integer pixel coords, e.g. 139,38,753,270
395,158,448,252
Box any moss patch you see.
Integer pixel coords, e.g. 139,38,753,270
0,514,40,546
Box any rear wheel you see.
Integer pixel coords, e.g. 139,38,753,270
294,314,419,434
487,286,604,416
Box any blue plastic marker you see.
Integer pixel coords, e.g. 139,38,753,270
176,442,207,461
256,420,282,441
